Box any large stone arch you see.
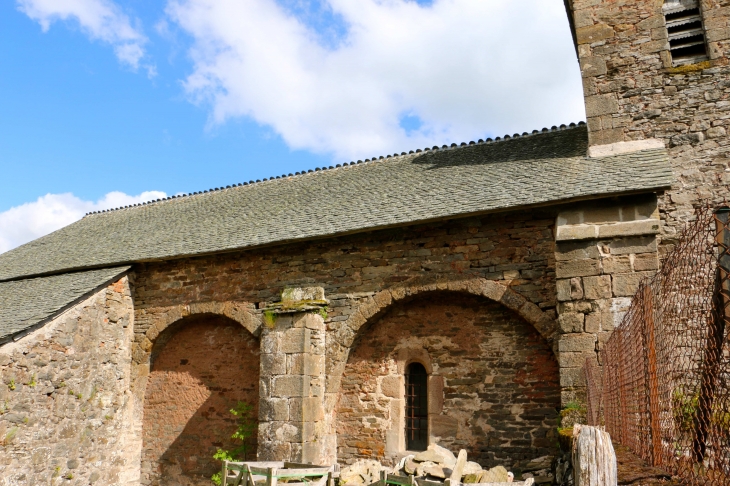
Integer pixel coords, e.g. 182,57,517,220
330,279,560,468
140,312,261,486
334,278,558,350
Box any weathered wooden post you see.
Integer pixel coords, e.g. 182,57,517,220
572,424,617,486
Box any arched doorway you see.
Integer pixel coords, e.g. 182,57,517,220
336,292,560,469
142,314,260,485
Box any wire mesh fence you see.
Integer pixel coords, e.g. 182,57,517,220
584,205,730,485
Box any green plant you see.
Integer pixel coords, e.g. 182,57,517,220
672,388,699,432
53,466,61,478
27,375,36,388
263,310,277,328
318,307,328,320
64,472,74,480
7,380,15,391
211,401,257,485
3,427,18,445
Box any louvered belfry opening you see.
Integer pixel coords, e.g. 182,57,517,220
405,362,429,451
664,0,708,65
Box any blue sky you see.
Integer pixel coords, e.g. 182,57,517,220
0,0,584,253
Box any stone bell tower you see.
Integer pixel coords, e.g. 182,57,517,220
564,0,730,234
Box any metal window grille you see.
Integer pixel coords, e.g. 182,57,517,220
664,0,708,66
405,362,428,451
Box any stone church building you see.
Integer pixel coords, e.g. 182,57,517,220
0,0,728,484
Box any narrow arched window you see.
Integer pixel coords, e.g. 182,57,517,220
405,362,428,451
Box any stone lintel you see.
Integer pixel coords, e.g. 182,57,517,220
587,138,665,158
556,219,660,242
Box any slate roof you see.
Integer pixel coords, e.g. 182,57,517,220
0,124,672,283
0,267,130,343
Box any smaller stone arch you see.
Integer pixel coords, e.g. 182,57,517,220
141,312,261,485
135,301,261,365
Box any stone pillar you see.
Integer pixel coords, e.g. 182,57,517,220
258,288,335,464
554,195,661,405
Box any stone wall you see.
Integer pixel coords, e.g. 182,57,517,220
336,293,560,470
0,276,139,485
141,314,260,486
130,210,566,467
569,0,730,238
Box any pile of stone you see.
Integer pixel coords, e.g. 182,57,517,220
340,444,514,485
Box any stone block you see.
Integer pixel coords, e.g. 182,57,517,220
559,352,593,368
633,253,659,271
597,220,660,238
428,375,444,414
560,367,586,387
607,236,657,255
577,24,615,44
613,272,653,297
295,312,325,331
557,211,583,226
583,275,612,299
280,328,311,354
480,279,506,302
555,242,600,261
581,56,607,77
556,279,572,302
559,312,585,333
558,334,596,353
584,313,601,333
381,375,402,399
556,259,601,278
261,332,279,354
289,353,325,376
585,94,619,117
430,415,458,438
556,224,597,241
260,398,289,421
282,287,325,302
273,375,310,397
602,256,631,274
258,441,292,462
260,353,286,376
582,206,621,224
290,397,324,422
708,126,726,139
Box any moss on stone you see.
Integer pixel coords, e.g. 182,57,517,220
666,60,712,75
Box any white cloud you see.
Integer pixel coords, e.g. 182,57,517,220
166,0,585,160
0,191,166,254
17,0,148,69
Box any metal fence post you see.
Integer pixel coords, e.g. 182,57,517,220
642,285,663,466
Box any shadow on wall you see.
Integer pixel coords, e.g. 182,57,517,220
336,292,560,469
142,314,260,486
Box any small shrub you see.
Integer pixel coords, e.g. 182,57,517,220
3,427,18,445
263,310,277,328
211,401,257,485
7,380,15,391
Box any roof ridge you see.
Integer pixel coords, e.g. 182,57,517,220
84,121,587,217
